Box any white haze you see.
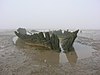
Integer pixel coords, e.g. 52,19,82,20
0,0,100,29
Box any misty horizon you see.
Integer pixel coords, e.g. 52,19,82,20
0,0,100,29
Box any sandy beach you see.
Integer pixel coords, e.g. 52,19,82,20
0,30,100,75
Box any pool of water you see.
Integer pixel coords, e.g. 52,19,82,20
13,37,96,65
59,42,95,65
73,43,95,59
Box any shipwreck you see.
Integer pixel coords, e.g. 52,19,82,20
14,28,79,52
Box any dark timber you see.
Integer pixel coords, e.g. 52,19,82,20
14,28,60,51
61,30,79,52
14,28,79,52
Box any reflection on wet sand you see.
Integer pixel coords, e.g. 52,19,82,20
15,37,59,65
59,52,68,64
15,38,25,47
13,37,78,65
59,46,78,65
38,50,59,64
66,47,78,65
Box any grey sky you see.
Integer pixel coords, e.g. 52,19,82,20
0,0,100,29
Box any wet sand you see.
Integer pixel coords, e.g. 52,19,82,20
0,30,100,75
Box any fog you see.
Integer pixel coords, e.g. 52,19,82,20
0,0,100,29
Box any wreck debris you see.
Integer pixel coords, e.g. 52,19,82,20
17,28,26,35
61,30,79,51
50,34,60,50
14,28,61,51
14,28,79,52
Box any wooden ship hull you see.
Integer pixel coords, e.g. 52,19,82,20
14,28,79,52
14,31,51,49
14,28,60,50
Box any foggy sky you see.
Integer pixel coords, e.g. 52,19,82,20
0,0,100,29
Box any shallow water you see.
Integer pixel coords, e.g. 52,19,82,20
13,36,18,44
0,30,100,75
78,30,100,40
73,43,95,59
13,37,96,65
59,42,95,65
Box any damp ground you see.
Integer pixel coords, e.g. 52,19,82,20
0,30,100,75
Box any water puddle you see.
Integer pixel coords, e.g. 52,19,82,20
59,43,95,65
59,52,68,64
73,43,95,59
13,36,18,44
13,37,96,65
